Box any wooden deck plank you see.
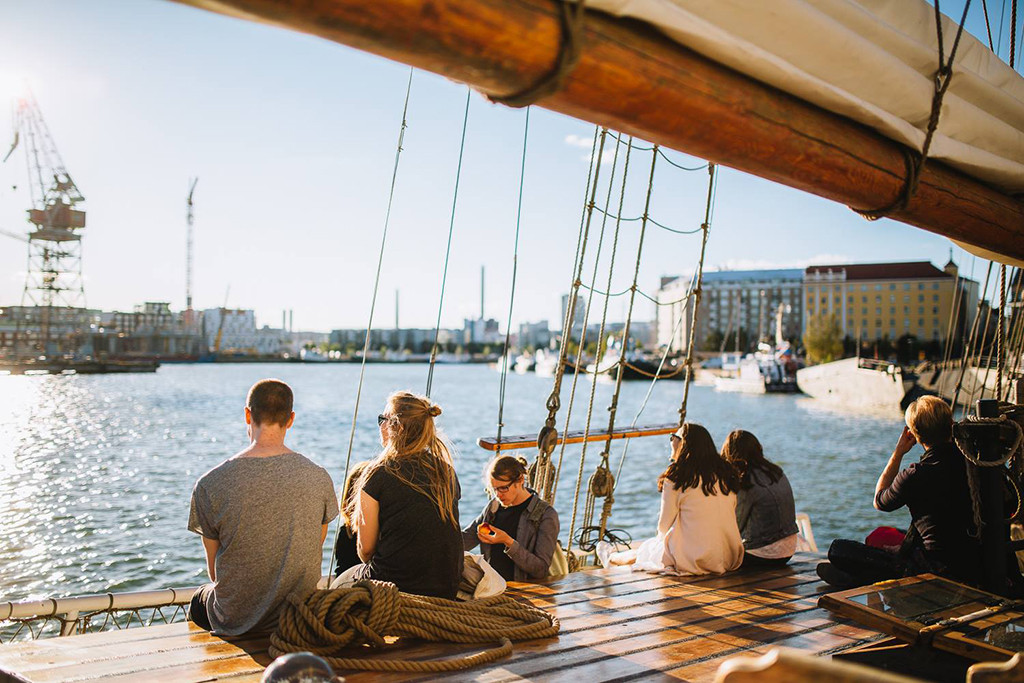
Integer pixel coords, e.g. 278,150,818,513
0,625,262,674
22,635,269,682
0,554,882,683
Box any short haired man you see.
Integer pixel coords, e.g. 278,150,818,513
187,379,338,635
818,396,980,588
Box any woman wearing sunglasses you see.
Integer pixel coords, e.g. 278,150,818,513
334,391,463,599
462,455,560,581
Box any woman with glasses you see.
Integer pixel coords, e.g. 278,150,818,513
462,455,560,581
332,391,463,599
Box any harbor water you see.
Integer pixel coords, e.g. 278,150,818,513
0,363,908,603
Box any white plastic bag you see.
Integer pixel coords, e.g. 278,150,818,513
457,553,506,601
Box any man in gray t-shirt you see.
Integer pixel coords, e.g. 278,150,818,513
187,379,338,636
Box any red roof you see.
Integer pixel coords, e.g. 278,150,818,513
805,261,947,280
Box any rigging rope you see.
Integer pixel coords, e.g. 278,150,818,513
678,164,718,425
488,0,585,108
615,285,694,485
951,261,994,413
565,134,632,566
269,581,559,673
588,144,658,546
426,88,472,398
496,107,532,453
998,265,1007,401
331,69,413,577
531,126,604,502
854,0,973,220
545,129,609,504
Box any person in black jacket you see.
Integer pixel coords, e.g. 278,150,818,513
817,396,981,588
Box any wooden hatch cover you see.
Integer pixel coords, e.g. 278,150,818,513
478,423,677,451
819,574,1024,661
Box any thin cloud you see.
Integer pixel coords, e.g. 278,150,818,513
708,253,851,272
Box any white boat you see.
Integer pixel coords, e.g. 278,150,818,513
796,357,915,412
714,349,799,394
513,351,535,374
299,347,329,362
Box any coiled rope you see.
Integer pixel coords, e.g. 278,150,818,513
269,580,559,673
954,414,1024,533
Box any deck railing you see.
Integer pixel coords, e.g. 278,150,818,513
0,587,198,643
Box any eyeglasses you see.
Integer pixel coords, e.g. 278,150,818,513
493,477,521,494
377,414,388,426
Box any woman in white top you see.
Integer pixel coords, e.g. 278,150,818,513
629,423,744,575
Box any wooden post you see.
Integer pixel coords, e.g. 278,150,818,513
172,0,1024,262
976,398,1007,596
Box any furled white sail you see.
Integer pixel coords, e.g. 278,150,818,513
583,0,1024,196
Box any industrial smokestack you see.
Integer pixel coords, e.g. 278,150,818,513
282,311,286,331
480,265,485,321
395,290,399,330
289,309,293,333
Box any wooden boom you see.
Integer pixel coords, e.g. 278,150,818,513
478,423,677,451
174,0,1024,263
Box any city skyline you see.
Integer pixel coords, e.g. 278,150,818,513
0,1,992,332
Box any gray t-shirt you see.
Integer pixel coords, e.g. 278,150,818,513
187,452,338,635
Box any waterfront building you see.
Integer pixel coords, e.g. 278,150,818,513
803,259,978,343
584,320,656,349
656,269,805,353
112,302,203,358
329,327,460,354
560,293,587,341
201,308,261,354
463,317,502,346
517,320,551,350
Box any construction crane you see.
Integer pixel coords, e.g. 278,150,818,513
3,87,87,357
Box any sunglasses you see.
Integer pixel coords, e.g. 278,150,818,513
493,477,521,494
377,414,388,426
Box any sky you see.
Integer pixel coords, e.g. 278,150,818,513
0,0,1018,332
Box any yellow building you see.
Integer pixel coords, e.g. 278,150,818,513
802,260,978,343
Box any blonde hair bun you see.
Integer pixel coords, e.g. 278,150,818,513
428,404,442,418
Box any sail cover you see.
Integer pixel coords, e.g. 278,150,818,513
582,0,1024,197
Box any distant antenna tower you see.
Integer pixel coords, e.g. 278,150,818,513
186,177,198,312
3,87,86,355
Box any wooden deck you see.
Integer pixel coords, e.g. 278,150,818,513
0,553,887,682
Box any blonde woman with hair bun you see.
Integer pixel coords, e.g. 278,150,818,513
333,391,463,599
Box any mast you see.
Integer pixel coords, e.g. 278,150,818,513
186,178,198,313
172,0,1024,263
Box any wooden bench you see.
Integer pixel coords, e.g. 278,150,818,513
0,553,886,682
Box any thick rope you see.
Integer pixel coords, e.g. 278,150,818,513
955,415,1024,533
270,581,559,673
495,107,532,453
331,69,413,577
678,163,717,425
488,0,585,108
426,88,472,398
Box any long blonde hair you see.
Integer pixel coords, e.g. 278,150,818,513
339,460,370,532
347,391,459,527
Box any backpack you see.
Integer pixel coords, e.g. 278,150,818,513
526,497,569,577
